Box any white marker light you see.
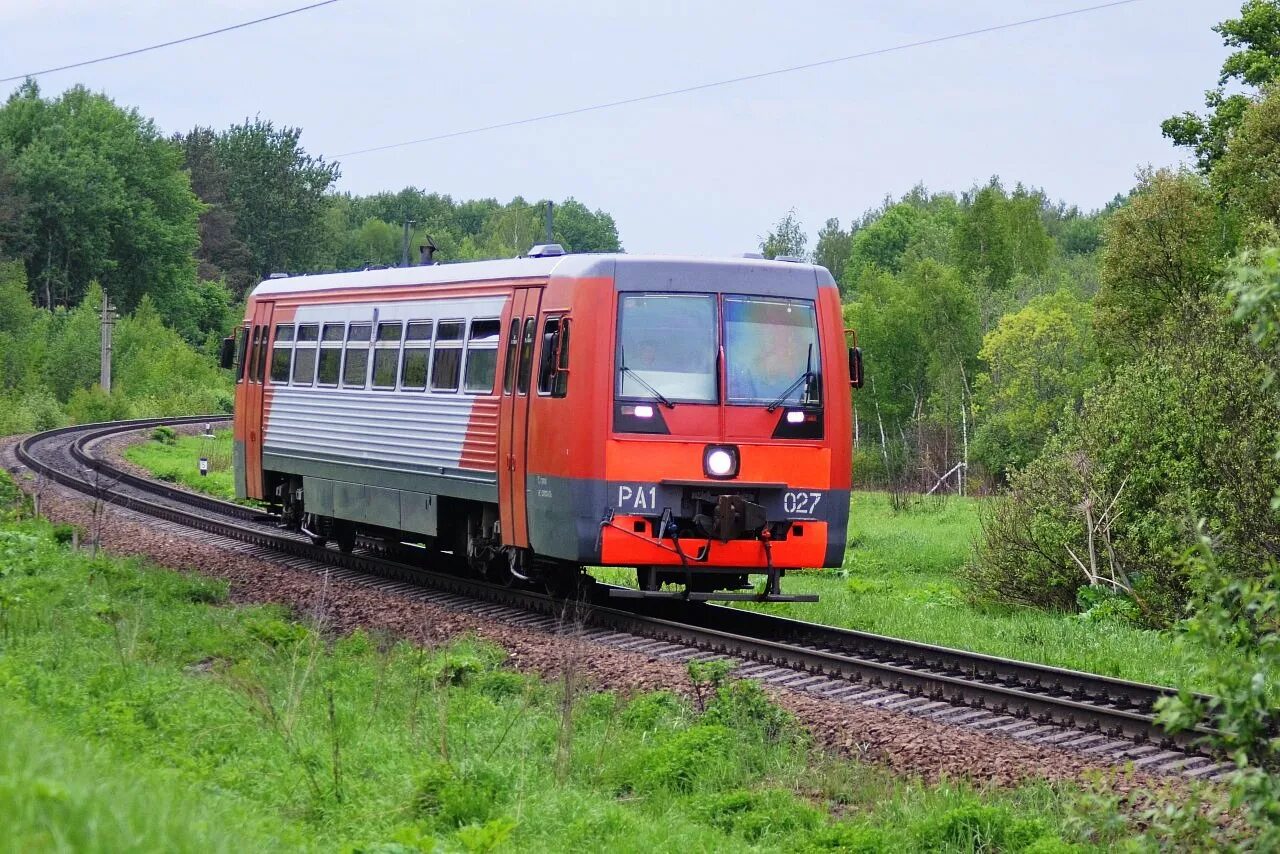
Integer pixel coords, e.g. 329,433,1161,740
706,448,735,477
786,410,805,424
634,404,654,418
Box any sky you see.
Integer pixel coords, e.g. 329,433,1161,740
0,0,1243,256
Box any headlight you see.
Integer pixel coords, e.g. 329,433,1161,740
704,445,739,479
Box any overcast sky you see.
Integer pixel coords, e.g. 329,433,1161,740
0,0,1242,255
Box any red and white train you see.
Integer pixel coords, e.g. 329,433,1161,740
225,247,861,600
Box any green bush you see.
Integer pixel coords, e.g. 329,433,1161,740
411,759,511,828
693,788,823,843
613,724,737,794
970,310,1280,624
913,803,1051,851
150,425,178,445
66,385,133,424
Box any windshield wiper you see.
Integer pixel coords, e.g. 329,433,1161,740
765,343,815,412
620,348,676,409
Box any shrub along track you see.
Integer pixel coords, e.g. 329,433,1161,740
5,417,1237,786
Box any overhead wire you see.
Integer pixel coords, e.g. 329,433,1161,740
336,0,1144,158
0,0,345,84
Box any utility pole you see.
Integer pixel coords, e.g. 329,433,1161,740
401,219,416,267
100,292,115,393
544,201,554,244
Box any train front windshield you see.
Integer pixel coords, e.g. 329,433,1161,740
616,293,820,406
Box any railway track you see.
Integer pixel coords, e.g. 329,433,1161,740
8,417,1234,780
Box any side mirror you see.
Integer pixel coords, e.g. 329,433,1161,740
219,336,236,370
849,346,863,389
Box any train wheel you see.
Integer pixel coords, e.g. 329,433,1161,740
334,521,356,554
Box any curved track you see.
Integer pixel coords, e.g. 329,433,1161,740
10,417,1233,779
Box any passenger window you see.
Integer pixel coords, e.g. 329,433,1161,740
342,323,371,387
316,323,344,386
270,324,294,384
292,324,319,385
372,321,402,389
537,317,561,395
502,318,520,395
516,317,536,395
430,320,464,392
463,318,501,394
400,321,433,390
233,326,249,383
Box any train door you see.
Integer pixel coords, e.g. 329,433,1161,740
244,301,273,498
498,287,542,547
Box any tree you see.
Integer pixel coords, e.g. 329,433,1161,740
1213,85,1280,228
1163,0,1280,170
848,204,920,274
953,181,1015,291
207,118,339,281
813,217,852,282
551,198,621,253
973,291,1097,478
1094,169,1226,361
177,127,255,296
0,81,201,314
759,209,807,260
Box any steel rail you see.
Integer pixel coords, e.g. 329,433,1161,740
13,418,1222,756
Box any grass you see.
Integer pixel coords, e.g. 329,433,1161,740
124,428,236,500
0,470,1171,852
599,492,1211,692
121,433,1208,691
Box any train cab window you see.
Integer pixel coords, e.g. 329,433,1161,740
617,293,717,403
430,320,464,392
372,321,402,389
502,319,520,395
255,325,269,383
536,317,562,396
233,327,249,383
292,324,319,385
463,318,501,394
342,323,371,387
316,323,345,387
724,296,821,406
400,321,433,390
555,318,570,397
516,317,536,395
246,326,261,384
270,325,294,383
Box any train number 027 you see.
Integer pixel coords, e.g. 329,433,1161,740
783,491,822,515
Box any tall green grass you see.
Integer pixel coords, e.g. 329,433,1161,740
739,493,1217,689
124,428,235,500
0,471,1164,851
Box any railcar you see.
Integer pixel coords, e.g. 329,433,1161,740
224,247,862,601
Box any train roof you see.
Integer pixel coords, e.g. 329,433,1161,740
248,253,837,298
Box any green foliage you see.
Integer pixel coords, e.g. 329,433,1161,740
317,191,620,272
189,118,339,285
1213,85,1280,233
972,313,1280,623
1157,529,1280,847
912,803,1051,851
760,208,809,259
973,291,1098,478
1163,0,1280,170
0,81,200,318
1094,169,1228,363
125,429,235,499
812,217,852,281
